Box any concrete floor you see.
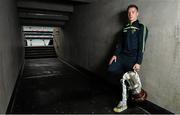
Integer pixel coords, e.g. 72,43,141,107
11,58,166,114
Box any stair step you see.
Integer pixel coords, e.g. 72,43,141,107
25,50,56,53
24,46,57,59
25,56,57,59
25,54,56,57
25,48,55,50
25,48,55,51
25,54,57,56
25,47,54,48
25,54,57,58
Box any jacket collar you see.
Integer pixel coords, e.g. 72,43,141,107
127,20,139,26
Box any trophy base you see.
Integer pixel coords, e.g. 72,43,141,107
131,89,147,102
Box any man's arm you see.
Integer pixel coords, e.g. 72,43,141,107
113,30,124,56
109,41,122,65
136,24,148,65
109,30,124,65
114,42,122,56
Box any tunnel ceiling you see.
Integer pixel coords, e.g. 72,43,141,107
17,0,92,27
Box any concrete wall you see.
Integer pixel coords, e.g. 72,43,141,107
61,0,180,113
0,0,24,113
53,27,65,58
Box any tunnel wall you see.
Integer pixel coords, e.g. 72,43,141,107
53,27,65,58
0,0,24,113
61,0,180,113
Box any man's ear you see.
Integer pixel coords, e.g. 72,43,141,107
137,12,139,17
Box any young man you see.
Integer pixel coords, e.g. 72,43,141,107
108,4,148,112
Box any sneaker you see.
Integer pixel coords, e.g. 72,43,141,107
113,103,127,113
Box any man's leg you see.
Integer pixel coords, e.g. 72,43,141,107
113,73,129,112
107,57,125,87
113,56,137,112
124,56,137,72
123,56,137,105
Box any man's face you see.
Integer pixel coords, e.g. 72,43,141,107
128,7,139,23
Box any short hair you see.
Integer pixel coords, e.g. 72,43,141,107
127,4,138,12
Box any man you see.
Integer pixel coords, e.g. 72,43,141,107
108,4,148,112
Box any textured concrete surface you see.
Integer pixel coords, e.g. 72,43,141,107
58,0,180,113
53,27,65,58
0,0,24,113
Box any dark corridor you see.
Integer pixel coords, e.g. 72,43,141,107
0,0,177,114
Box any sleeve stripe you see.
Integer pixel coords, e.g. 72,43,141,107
142,25,147,52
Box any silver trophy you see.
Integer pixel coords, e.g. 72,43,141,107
113,71,147,113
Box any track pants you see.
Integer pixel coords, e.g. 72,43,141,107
108,54,137,102
108,54,137,83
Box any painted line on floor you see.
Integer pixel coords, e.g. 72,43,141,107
137,106,151,114
57,57,88,77
24,74,60,79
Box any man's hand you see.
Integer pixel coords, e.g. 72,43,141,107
109,56,117,65
133,64,141,72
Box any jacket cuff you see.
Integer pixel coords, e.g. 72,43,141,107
136,59,142,65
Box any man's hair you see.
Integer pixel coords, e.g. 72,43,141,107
127,4,138,12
